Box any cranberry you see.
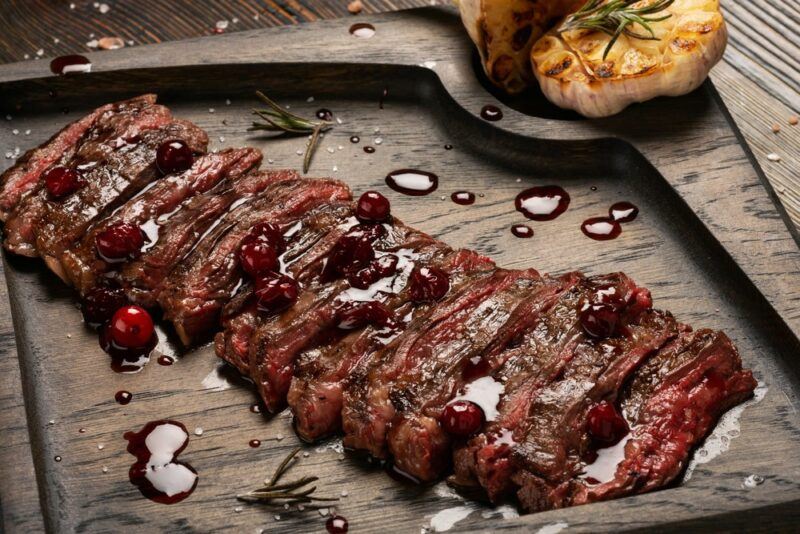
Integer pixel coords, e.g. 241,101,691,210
440,400,485,437
587,401,628,445
44,166,82,199
336,300,394,330
243,222,286,253
579,303,620,339
155,139,193,175
409,266,450,302
239,242,279,277
356,190,391,222
81,285,128,326
95,222,145,263
326,515,349,534
109,305,154,349
322,224,386,281
346,254,398,289
254,272,298,315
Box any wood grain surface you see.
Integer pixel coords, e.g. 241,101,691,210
0,2,798,533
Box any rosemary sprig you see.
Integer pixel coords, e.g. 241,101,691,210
558,0,675,60
237,447,340,506
249,91,333,174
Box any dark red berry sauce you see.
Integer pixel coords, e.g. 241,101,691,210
480,105,503,121
609,201,639,223
115,390,133,405
515,185,570,221
50,55,91,75
581,217,622,241
327,515,349,534
409,266,450,303
385,169,438,196
511,224,534,238
451,191,476,205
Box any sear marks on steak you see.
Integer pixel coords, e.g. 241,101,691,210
342,267,556,469
61,147,263,293
249,217,442,414
159,178,351,346
0,94,158,222
117,169,295,308
452,273,670,502
564,329,756,509
289,247,494,443
215,201,354,375
3,94,178,258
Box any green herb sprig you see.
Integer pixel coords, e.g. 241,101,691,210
558,0,674,60
237,447,340,507
249,91,333,174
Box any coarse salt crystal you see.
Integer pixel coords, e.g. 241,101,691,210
216,20,229,30
194,427,203,436
767,153,781,162
97,443,105,450
307,96,315,103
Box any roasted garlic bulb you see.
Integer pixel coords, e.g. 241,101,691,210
531,0,728,117
457,0,583,94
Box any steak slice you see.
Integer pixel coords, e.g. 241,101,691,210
341,268,557,468
452,273,672,503
564,329,756,508
0,94,157,221
289,247,494,443
158,178,351,346
4,95,178,257
117,169,295,308
215,201,354,375
249,218,443,413
60,147,262,293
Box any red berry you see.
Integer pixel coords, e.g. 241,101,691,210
579,303,620,339
336,300,394,330
587,401,628,445
409,266,450,303
243,222,285,253
440,400,485,437
326,515,349,534
109,305,154,349
239,242,279,277
322,224,386,281
254,273,298,315
44,166,83,199
155,139,193,175
95,222,145,263
346,254,398,289
81,285,128,326
356,190,391,222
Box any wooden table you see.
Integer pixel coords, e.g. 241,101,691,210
0,2,797,532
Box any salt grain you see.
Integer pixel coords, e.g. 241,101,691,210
267,158,274,164
232,17,239,24
338,145,343,150
276,433,284,441
25,129,30,135
69,3,75,8
225,99,231,106
319,508,328,517
234,506,242,513
194,427,203,436
216,20,229,30
274,514,281,521
48,420,55,425
219,136,225,143
307,96,315,103
12,129,18,135
333,166,338,172
53,38,60,44
302,452,310,457
341,490,348,497
97,443,105,450
86,40,99,49
767,153,781,162
284,503,289,510
101,466,108,473
209,108,215,113
336,117,343,125
98,3,110,14
296,149,303,156
327,147,335,153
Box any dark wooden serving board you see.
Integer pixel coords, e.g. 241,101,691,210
1,7,799,533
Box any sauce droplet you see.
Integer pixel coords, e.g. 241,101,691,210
515,185,570,221
157,355,175,366
385,169,439,196
124,420,198,504
363,146,375,154
609,201,639,223
480,105,503,121
249,439,261,448
316,108,333,121
444,144,453,150
327,515,349,533
379,87,389,109
581,217,622,241
54,455,62,462
350,135,360,144
511,224,534,238
115,390,133,405
349,23,375,38
249,404,261,414
451,191,476,205
50,55,92,75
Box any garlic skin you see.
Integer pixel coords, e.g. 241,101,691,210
457,0,583,95
531,0,728,118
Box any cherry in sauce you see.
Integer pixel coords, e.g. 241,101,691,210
44,166,83,199
451,191,476,205
322,224,386,281
81,285,128,327
409,266,450,303
511,224,534,238
239,241,279,277
347,254,398,289
515,186,570,221
440,400,485,437
480,105,503,122
581,217,622,241
50,54,91,75
609,201,639,223
100,321,158,373
124,420,198,504
109,305,155,349
327,515,349,534
385,169,438,196
587,401,628,445
254,272,299,315
336,300,395,330
243,221,286,253
115,390,133,405
95,222,145,263
156,140,194,175
356,191,391,222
